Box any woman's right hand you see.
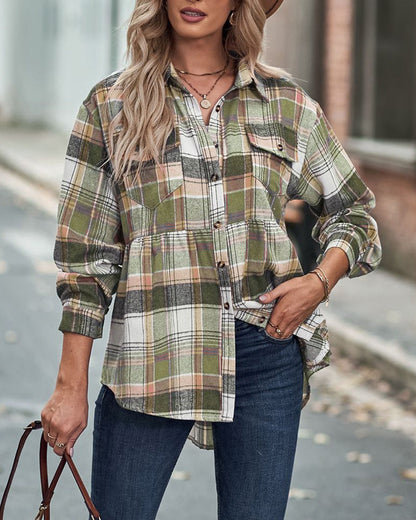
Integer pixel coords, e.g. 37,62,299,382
41,385,88,457
41,332,94,456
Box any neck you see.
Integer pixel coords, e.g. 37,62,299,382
171,34,228,73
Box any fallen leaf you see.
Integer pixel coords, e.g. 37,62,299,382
345,451,372,463
4,330,18,344
345,451,360,462
289,488,317,500
400,467,416,480
384,495,403,505
358,453,372,464
313,433,330,445
171,470,191,481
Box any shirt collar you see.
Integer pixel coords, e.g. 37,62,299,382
164,57,270,103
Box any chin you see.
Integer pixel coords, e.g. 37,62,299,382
171,25,211,40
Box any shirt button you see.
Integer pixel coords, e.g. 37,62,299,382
214,143,219,148
211,173,219,181
214,221,222,229
215,105,220,112
258,316,266,324
277,143,284,151
217,260,226,268
224,302,230,310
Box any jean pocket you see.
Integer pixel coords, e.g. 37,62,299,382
235,318,256,335
95,384,110,407
260,327,295,345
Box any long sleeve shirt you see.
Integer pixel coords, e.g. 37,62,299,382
54,58,382,449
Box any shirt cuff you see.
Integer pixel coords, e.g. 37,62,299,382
58,307,104,338
317,231,381,278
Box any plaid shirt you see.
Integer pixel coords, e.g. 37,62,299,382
54,59,381,449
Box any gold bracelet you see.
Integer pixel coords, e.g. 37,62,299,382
314,266,330,301
310,267,330,303
314,266,330,297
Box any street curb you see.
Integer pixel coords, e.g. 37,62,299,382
325,310,416,395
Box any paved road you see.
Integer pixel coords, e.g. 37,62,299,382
0,169,415,519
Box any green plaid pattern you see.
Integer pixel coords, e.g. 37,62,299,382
54,59,381,449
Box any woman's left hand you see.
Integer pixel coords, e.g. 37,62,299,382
258,273,325,339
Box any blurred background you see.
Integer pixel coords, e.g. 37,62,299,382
0,1,415,519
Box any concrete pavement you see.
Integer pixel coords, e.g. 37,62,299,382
0,124,415,403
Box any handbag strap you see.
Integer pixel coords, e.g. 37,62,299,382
39,433,50,520
0,420,101,520
64,452,101,518
0,420,41,519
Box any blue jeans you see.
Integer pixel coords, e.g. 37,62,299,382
91,318,304,519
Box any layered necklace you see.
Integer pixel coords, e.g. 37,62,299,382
176,57,230,109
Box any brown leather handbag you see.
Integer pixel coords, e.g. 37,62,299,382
0,420,101,519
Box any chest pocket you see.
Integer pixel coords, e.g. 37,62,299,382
122,127,184,210
245,122,298,197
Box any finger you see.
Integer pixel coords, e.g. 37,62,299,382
266,315,284,337
41,405,56,443
43,425,52,444
59,423,85,457
41,413,51,444
267,326,293,339
65,429,83,456
258,284,287,303
267,302,286,330
47,431,58,449
53,438,68,457
267,309,296,339
280,317,304,338
66,435,79,457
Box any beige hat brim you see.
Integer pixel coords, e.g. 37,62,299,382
261,0,285,18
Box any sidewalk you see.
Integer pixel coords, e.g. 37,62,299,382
1,125,415,397
0,125,66,194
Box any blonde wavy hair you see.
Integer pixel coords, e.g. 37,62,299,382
107,0,288,182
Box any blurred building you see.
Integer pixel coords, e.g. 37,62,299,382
265,0,416,280
0,0,135,131
0,0,415,278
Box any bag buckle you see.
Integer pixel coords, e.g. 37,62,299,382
34,503,48,520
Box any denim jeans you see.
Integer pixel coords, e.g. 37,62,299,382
91,318,304,520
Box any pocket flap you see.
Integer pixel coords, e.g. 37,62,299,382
245,122,298,162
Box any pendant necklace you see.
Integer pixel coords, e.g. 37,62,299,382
177,57,229,109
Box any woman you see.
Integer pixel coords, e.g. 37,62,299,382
41,0,382,518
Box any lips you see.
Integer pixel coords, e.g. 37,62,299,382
180,7,207,16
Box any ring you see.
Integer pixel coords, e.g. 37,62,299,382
268,321,283,336
55,442,66,449
47,433,57,440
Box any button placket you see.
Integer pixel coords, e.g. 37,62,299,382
206,98,234,320
186,91,235,421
